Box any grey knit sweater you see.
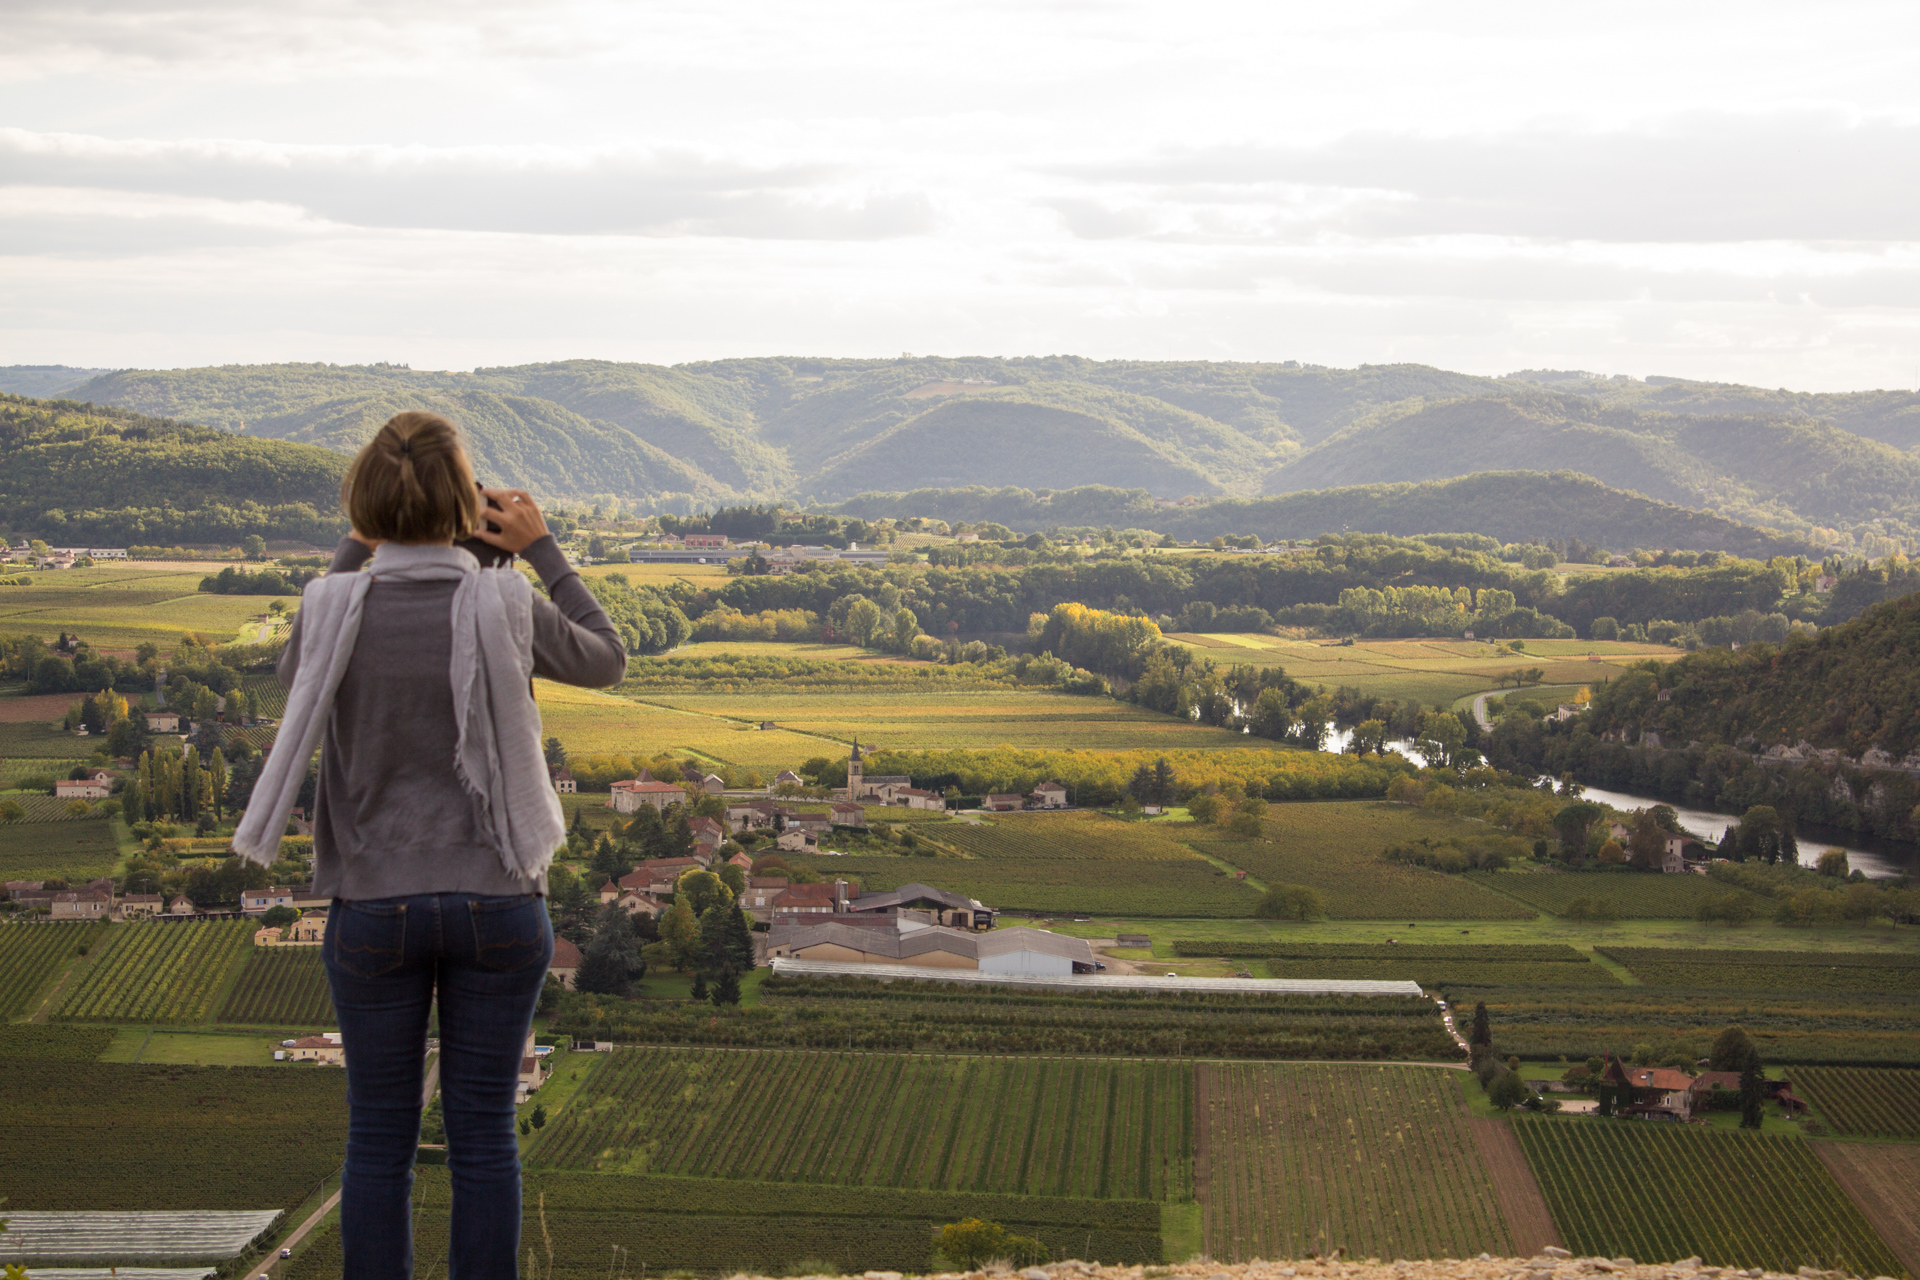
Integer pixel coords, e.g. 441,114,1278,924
279,536,626,900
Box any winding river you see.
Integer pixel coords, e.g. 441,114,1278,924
1319,725,1912,881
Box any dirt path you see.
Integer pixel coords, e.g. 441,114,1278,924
1812,1140,1920,1278
1469,1117,1562,1255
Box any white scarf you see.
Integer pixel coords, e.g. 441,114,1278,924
232,543,566,882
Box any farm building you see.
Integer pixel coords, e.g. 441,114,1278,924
774,828,817,853
767,919,1095,975
50,889,111,920
285,1034,344,1065
893,787,944,810
1602,1055,1695,1120
117,893,162,920
608,778,686,814
830,802,868,826
846,882,994,930
550,767,576,794
1031,780,1068,808
54,776,112,800
240,886,298,915
548,936,582,989
982,793,1024,812
145,709,182,733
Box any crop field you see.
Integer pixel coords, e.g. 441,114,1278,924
217,947,334,1027
1464,870,1770,920
564,976,1457,1060
1598,948,1920,994
1513,1117,1902,1274
790,849,1260,918
239,674,289,719
53,920,253,1024
0,691,79,722
1163,635,1676,706
0,1057,347,1210
1196,1063,1516,1262
1473,987,1920,1066
288,1169,1166,1278
0,1024,115,1059
0,816,122,880
0,567,271,648
0,921,106,1017
669,639,916,662
0,793,100,821
643,688,1260,755
0,719,94,757
529,1046,1195,1201
1168,942,1617,988
533,679,836,768
1794,1068,1920,1139
1185,801,1534,919
1812,1143,1920,1279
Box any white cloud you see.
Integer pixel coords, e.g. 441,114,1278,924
4,1,1920,389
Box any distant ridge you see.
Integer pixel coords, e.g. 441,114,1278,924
828,472,1818,557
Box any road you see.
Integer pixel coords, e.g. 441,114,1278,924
244,1053,439,1279
1469,690,1496,731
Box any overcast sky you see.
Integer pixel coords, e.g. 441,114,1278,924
5,0,1920,388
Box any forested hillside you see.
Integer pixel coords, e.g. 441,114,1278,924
0,395,349,545
832,474,1813,558
1578,590,1920,760
49,356,1920,551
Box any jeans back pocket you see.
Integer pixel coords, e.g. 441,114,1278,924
467,896,551,973
328,900,409,979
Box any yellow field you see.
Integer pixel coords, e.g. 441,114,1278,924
576,562,732,585
1164,634,1678,706
0,565,273,651
532,681,839,767
662,640,910,663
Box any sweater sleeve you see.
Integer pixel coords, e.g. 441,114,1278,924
520,535,628,688
278,537,375,688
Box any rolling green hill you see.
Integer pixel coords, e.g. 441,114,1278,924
1267,391,1920,532
0,395,349,545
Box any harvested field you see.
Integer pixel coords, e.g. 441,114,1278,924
1812,1141,1920,1280
1468,1118,1561,1256
1196,1063,1516,1262
0,693,77,723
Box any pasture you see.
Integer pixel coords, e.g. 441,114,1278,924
0,816,123,880
1466,871,1773,920
53,919,253,1024
0,1057,347,1211
529,1045,1195,1201
1794,1067,1920,1139
1514,1117,1901,1275
0,719,94,757
217,946,334,1027
0,564,271,650
1194,801,1536,919
1163,634,1677,707
1196,1063,1518,1262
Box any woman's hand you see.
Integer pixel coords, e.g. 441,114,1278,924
472,487,550,554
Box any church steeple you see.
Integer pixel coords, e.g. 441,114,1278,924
847,740,863,798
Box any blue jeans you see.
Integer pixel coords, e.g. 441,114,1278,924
323,892,553,1280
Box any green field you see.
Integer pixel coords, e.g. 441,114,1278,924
1164,634,1677,706
534,679,839,768
642,687,1259,755
904,811,1263,917
217,946,335,1027
1598,948,1920,994
1465,869,1772,919
0,1024,115,1058
530,1046,1194,1200
1198,1064,1517,1261
1474,987,1920,1066
287,1168,1167,1278
0,564,273,649
0,921,106,1017
1161,941,1622,988
1514,1116,1902,1273
1794,1067,1920,1139
559,975,1457,1059
0,1056,347,1210
0,816,123,880
0,719,96,758
53,919,252,1023
1187,801,1536,919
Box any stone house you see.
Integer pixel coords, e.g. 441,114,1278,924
608,779,686,814
548,936,582,990
1031,780,1068,808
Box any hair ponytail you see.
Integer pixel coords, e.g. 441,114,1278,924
343,411,481,542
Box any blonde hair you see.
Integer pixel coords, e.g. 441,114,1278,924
342,411,480,543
